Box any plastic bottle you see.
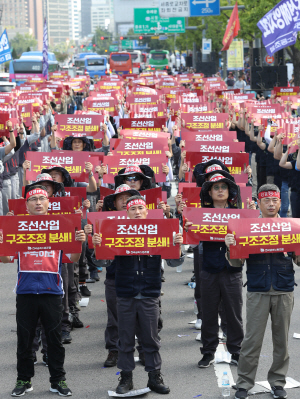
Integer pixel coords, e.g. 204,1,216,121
188,282,196,289
176,265,182,272
194,300,198,314
222,371,230,397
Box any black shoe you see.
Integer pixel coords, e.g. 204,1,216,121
11,380,33,396
104,351,118,367
90,272,100,281
187,246,194,253
161,275,166,282
75,302,81,312
50,381,72,396
86,278,96,283
235,388,249,399
80,285,91,297
147,370,170,394
116,371,133,394
139,352,145,366
231,353,239,365
33,355,37,365
72,314,84,328
198,353,214,368
270,386,287,399
43,354,48,367
191,274,196,282
61,331,72,344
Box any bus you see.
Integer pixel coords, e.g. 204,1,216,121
109,52,132,76
9,51,59,85
83,55,108,78
73,52,98,75
149,50,170,70
124,50,143,73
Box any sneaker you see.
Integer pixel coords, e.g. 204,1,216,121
11,380,33,396
90,272,100,281
187,246,194,253
231,353,239,365
161,275,166,282
270,386,287,399
139,352,145,366
43,354,48,367
61,331,72,344
147,370,170,394
71,314,84,328
235,388,248,399
80,285,91,297
86,278,96,283
116,371,133,394
195,319,202,330
191,274,196,282
198,353,214,368
33,355,37,365
50,381,72,396
104,351,118,367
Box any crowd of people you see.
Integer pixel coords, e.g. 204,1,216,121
0,68,299,399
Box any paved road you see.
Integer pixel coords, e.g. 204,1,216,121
0,257,300,399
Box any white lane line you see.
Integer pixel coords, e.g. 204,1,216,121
214,343,235,388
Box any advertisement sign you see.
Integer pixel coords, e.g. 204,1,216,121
227,40,244,70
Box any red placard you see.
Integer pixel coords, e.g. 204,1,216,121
182,113,228,130
92,218,180,259
129,104,167,119
0,112,10,135
181,130,236,142
120,118,167,131
102,154,168,184
273,87,300,97
85,98,117,114
55,114,103,138
181,103,216,113
19,103,33,127
227,218,300,258
183,141,244,153
186,152,249,175
178,182,196,193
8,197,80,216
121,130,170,140
0,214,82,256
215,89,241,98
26,151,99,183
126,95,159,106
183,208,260,245
17,96,42,113
110,137,169,156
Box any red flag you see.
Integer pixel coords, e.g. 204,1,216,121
221,2,240,51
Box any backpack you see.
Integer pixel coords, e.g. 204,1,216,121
227,78,235,87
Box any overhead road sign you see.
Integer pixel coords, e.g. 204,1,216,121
134,8,185,34
159,0,220,17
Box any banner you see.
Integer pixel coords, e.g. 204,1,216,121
257,0,300,56
183,208,260,245
85,99,117,114
121,130,170,140
8,197,80,216
0,214,82,256
227,218,300,258
120,118,167,131
129,104,167,119
227,40,244,70
126,95,159,106
92,219,180,259
183,141,245,153
273,87,300,97
222,1,240,51
0,29,12,64
182,114,228,130
181,103,216,113
55,114,103,138
181,130,237,142
26,151,99,183
102,154,168,184
110,137,169,156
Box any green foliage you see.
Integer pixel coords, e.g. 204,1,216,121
10,33,37,57
54,52,69,63
92,27,113,54
11,48,18,60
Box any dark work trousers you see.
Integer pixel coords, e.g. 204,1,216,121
68,263,78,314
79,241,89,283
256,164,267,193
73,261,81,304
200,270,243,356
60,263,71,333
105,278,119,352
32,319,47,356
86,245,98,275
193,248,202,320
117,297,161,372
16,294,66,384
290,191,300,218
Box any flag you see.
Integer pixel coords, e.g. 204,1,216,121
221,2,240,51
42,18,48,79
0,30,12,64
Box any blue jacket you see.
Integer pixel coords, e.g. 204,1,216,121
115,254,184,298
203,241,242,274
246,252,295,292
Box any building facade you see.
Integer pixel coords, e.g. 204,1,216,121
69,0,81,42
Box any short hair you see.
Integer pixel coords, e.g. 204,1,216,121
26,185,49,201
126,195,145,205
258,184,280,197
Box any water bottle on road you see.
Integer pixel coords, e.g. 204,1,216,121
222,371,230,397
188,282,196,289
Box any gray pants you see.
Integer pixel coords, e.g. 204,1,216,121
251,153,257,199
200,270,243,355
105,278,118,352
117,297,161,372
2,178,11,215
236,292,294,391
10,173,19,199
18,167,24,197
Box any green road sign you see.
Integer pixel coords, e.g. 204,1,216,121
109,45,119,52
86,46,92,51
134,8,185,34
122,40,133,49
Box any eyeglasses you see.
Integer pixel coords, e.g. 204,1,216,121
212,184,228,191
125,176,141,182
27,196,48,203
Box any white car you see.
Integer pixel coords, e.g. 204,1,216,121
0,73,16,92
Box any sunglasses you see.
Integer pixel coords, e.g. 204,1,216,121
212,184,228,191
125,176,141,182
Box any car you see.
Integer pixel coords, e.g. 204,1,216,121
0,73,16,92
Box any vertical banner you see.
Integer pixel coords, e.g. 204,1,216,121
42,18,48,79
0,29,12,64
227,40,244,70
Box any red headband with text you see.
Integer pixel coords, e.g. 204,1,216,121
26,189,48,200
127,198,147,210
258,190,280,200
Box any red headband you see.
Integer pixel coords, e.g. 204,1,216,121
126,199,146,210
205,165,222,174
258,191,280,200
26,189,48,200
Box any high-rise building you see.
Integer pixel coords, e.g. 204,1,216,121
0,0,31,39
91,0,111,34
81,0,91,37
28,0,45,50
69,0,81,42
45,0,69,45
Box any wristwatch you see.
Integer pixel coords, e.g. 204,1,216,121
9,130,13,132
89,172,93,177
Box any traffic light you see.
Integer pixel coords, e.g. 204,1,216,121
80,45,84,49
101,36,104,40
93,44,96,47
120,36,124,40
139,36,143,40
70,45,74,48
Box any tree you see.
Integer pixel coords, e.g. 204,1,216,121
11,48,18,59
10,33,37,57
54,52,69,63
92,27,113,54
